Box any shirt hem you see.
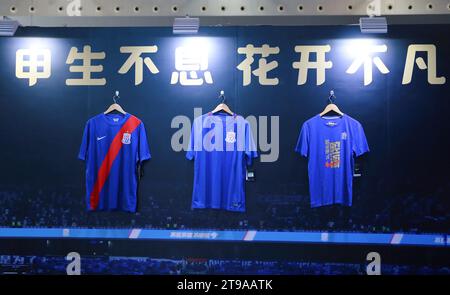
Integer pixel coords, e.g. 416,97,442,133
310,202,352,208
192,206,245,213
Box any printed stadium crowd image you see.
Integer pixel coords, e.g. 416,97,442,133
0,185,448,233
1,255,450,275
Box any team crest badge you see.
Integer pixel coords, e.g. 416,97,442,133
122,132,131,144
341,132,347,140
225,131,236,143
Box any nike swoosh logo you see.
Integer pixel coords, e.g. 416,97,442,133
97,136,106,141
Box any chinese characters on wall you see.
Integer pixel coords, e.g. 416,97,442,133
15,42,446,87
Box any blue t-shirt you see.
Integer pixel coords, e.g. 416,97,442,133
186,112,258,212
295,114,369,207
78,113,151,212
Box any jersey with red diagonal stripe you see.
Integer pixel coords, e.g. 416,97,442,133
78,113,151,212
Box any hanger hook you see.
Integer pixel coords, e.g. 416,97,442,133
329,90,335,104
113,90,120,104
219,90,225,103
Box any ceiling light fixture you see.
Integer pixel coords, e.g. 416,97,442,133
359,17,388,34
0,17,19,36
173,15,199,34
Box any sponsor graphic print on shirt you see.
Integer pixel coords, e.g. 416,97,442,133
325,139,340,168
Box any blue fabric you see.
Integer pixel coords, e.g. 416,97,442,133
296,114,369,207
78,113,151,212
186,113,258,212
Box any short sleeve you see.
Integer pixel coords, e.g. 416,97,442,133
352,122,369,157
295,122,309,157
78,121,90,161
245,122,258,166
138,122,151,163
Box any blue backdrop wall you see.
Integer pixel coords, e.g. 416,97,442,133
0,25,449,232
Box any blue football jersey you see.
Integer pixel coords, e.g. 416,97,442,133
78,113,151,212
295,114,369,207
186,112,258,212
